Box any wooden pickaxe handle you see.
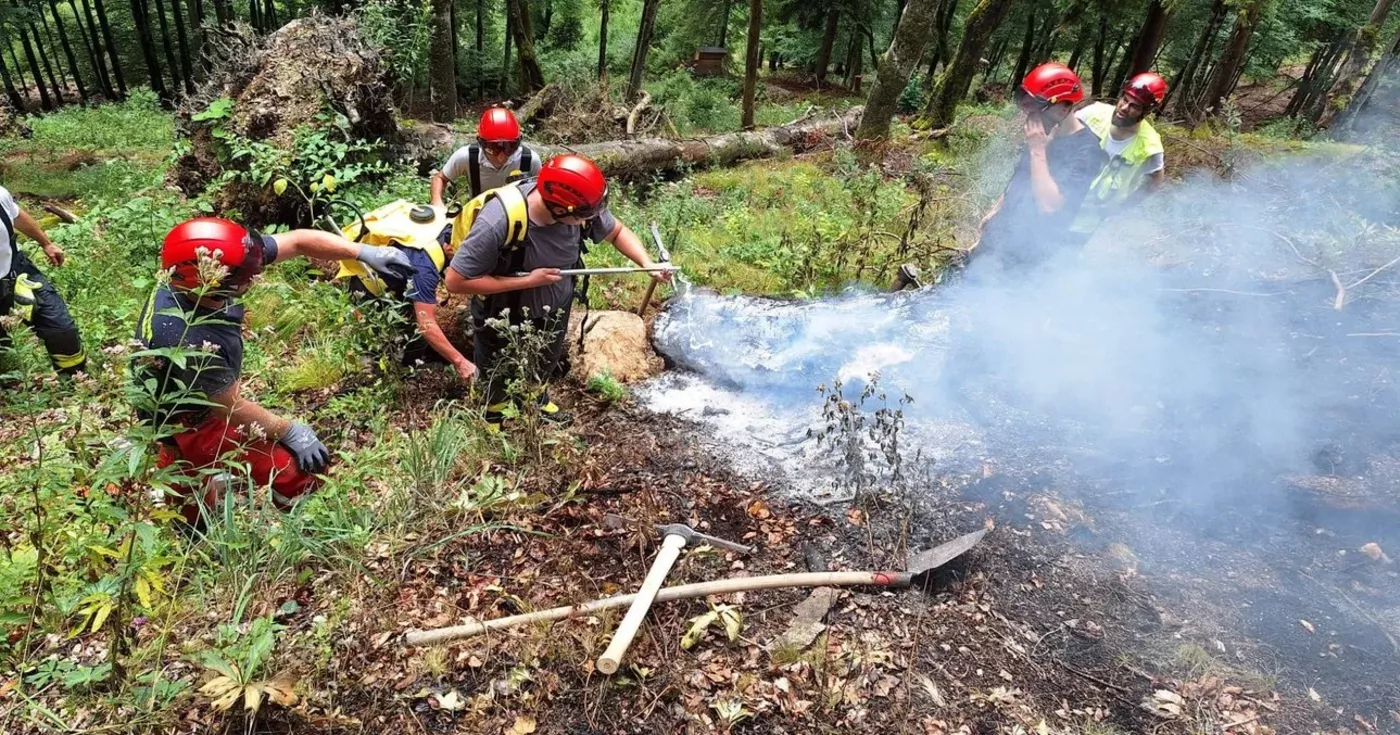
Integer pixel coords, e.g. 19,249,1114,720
636,223,671,316
596,533,688,674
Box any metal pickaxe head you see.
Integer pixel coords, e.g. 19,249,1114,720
655,523,754,555
648,223,672,263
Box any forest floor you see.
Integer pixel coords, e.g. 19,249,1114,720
1,90,1396,735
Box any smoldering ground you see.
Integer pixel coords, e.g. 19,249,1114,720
645,139,1400,715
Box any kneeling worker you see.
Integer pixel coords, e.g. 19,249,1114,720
0,185,86,375
444,153,669,428
134,218,413,526
430,107,542,206
1070,72,1168,240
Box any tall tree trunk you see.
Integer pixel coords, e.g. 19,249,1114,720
169,0,193,92
815,5,839,84
13,5,55,110
87,0,124,97
1090,11,1108,96
857,0,941,140
985,37,1007,82
626,0,659,99
48,0,88,100
718,0,733,47
502,5,512,94
9,46,31,98
153,0,182,96
214,0,229,23
248,0,260,32
1318,0,1398,127
69,0,109,97
921,0,1013,127
429,0,456,121
596,0,608,78
0,47,25,109
262,0,275,29
740,0,761,128
34,4,68,102
1334,21,1400,131
476,0,484,95
1199,0,1269,119
1127,0,1169,78
925,0,958,86
1286,36,1345,118
506,0,545,92
1165,0,1223,113
1105,30,1130,93
864,23,879,71
1010,8,1036,85
130,0,168,101
844,27,864,91
1066,23,1087,72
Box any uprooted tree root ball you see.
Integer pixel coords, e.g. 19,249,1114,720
170,15,398,226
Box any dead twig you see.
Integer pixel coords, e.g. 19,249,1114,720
1348,332,1400,338
1329,269,1347,311
1058,661,1132,693
626,90,652,138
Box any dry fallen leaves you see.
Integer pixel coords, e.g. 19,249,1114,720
505,714,537,735
1359,542,1391,563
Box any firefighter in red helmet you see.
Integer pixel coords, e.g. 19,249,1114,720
430,107,542,206
973,62,1107,273
132,219,413,531
444,153,669,430
1069,72,1169,241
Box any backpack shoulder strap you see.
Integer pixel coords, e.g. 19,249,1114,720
449,184,531,253
519,147,534,176
0,201,16,262
467,144,482,198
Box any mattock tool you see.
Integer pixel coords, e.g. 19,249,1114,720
597,515,753,675
635,223,673,316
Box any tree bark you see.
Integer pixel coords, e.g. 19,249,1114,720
1317,0,1398,127
627,0,660,99
170,0,193,92
1066,23,1087,72
248,0,260,32
741,0,761,128
475,0,484,96
506,0,545,92
130,0,168,101
152,0,182,96
815,5,839,84
70,0,109,97
48,0,88,100
925,0,958,86
9,46,30,98
1164,0,1224,114
920,0,1014,128
1285,36,1345,118
0,46,25,110
1199,0,1269,119
1010,7,1036,86
1334,21,1400,131
13,4,55,110
718,0,732,47
34,3,68,102
87,0,125,97
844,26,863,91
429,0,457,121
596,0,608,78
1090,11,1108,96
856,0,941,141
502,4,512,93
1127,0,1169,78
263,0,276,29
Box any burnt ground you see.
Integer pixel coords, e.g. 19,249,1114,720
199,358,1397,735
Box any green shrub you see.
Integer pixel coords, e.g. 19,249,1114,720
587,370,629,402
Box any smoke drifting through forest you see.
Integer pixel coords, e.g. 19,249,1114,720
652,140,1400,538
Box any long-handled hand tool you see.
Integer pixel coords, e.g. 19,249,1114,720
595,521,752,675
637,223,673,316
509,265,680,277
404,528,987,647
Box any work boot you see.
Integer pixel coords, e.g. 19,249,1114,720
537,393,572,426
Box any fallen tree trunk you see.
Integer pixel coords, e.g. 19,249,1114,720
403,107,863,180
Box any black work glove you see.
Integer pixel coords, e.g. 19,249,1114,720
357,245,415,282
280,422,330,473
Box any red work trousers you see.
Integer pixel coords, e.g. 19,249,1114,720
156,415,321,524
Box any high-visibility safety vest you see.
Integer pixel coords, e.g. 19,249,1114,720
1079,102,1164,204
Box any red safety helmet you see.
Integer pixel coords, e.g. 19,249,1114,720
161,218,266,291
478,107,522,143
1122,72,1168,108
537,154,608,220
1017,62,1085,110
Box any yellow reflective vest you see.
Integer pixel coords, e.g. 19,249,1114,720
1080,102,1164,204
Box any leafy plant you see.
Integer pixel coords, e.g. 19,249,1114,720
198,615,298,714
586,370,629,402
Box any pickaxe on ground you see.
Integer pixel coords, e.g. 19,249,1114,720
402,528,989,648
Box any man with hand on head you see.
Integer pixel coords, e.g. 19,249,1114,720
430,107,542,206
134,218,413,528
973,63,1107,274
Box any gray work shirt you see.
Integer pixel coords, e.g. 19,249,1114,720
439,145,543,197
449,181,618,318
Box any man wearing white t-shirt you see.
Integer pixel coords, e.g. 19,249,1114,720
429,107,543,207
0,185,86,375
1070,72,1169,240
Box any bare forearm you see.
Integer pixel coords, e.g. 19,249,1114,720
1028,153,1065,213
444,269,536,295
607,224,654,266
414,308,469,366
210,385,291,439
271,230,363,263
15,210,53,247
430,173,449,207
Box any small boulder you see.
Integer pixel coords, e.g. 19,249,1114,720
568,311,662,383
